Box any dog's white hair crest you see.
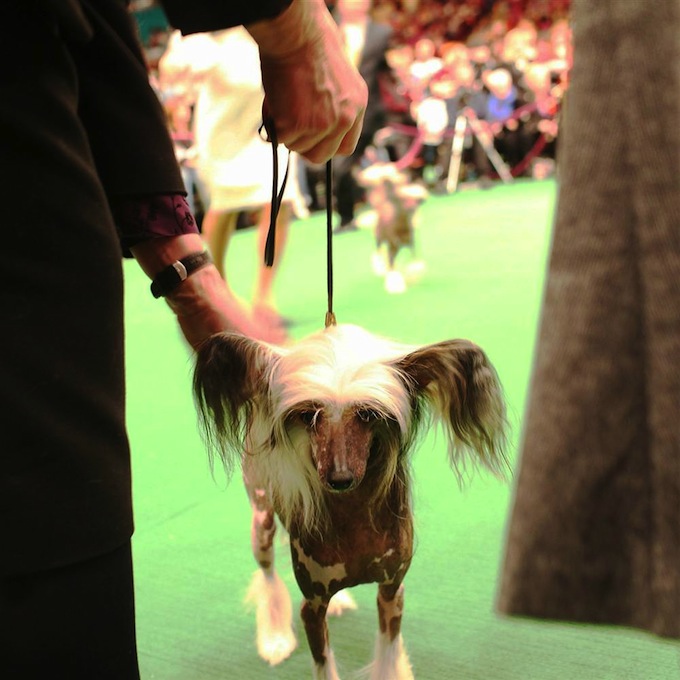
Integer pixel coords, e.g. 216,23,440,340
270,324,416,433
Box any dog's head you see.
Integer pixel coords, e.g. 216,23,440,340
194,324,508,530
358,163,428,217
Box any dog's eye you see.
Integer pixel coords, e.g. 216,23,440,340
356,407,380,423
298,408,320,428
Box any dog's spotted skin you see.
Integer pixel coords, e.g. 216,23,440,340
287,473,412,669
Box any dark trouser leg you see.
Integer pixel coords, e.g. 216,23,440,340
1,542,140,680
334,133,373,226
335,157,359,225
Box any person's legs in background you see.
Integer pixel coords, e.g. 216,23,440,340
201,203,289,342
253,202,292,335
333,134,373,233
201,209,239,279
333,155,360,232
289,151,311,219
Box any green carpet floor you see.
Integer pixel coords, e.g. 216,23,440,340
124,179,678,679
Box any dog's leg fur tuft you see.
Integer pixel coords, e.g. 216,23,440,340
362,633,413,680
245,570,297,666
312,648,341,680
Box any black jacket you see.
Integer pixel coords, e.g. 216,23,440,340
1,0,291,576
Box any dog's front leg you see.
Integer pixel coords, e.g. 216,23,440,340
384,242,407,294
370,583,414,680
301,598,340,680
248,486,277,575
244,465,297,666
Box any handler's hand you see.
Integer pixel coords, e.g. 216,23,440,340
165,266,288,348
247,0,368,164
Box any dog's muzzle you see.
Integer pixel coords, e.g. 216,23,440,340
326,469,355,492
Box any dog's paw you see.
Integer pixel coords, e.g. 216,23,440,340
385,270,407,294
404,260,426,283
246,571,298,665
372,251,389,277
356,209,378,230
327,589,358,617
258,630,298,666
365,633,414,680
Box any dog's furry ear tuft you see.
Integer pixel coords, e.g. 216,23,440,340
193,332,276,474
393,339,510,481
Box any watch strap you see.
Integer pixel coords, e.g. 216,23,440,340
150,251,213,299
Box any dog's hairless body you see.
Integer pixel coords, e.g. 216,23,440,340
293,462,413,666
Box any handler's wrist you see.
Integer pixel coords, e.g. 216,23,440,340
246,0,328,59
163,265,234,345
150,251,213,299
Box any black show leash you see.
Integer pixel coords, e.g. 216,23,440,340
261,119,289,269
323,160,336,328
261,119,336,329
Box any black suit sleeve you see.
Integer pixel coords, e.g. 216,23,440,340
160,0,294,35
72,0,185,197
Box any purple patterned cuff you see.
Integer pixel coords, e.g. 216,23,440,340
112,193,199,252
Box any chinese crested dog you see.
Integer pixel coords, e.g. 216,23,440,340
356,163,428,294
194,323,508,679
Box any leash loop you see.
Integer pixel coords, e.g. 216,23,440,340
262,119,337,328
261,118,290,268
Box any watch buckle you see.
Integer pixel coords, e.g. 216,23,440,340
172,260,188,281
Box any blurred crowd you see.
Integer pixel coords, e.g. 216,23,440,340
373,0,572,188
132,0,572,212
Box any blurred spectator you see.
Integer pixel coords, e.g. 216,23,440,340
484,67,519,127
499,18,538,73
143,26,171,72
413,91,449,186
439,40,470,69
523,62,559,135
458,67,522,180
548,18,573,90
159,28,298,340
372,1,571,186
408,37,443,97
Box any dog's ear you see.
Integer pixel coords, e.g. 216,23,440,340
393,339,509,480
193,332,278,472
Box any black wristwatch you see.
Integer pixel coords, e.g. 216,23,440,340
150,251,213,299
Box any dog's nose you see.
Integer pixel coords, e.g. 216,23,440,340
327,470,355,492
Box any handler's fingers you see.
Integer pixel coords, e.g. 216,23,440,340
261,101,321,152
291,126,349,164
258,121,345,163
291,115,361,164
335,113,365,157
268,113,360,164
299,114,364,163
